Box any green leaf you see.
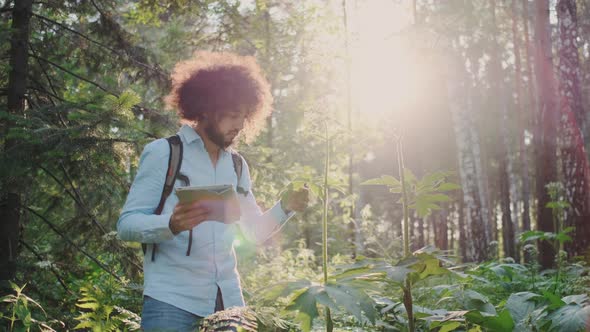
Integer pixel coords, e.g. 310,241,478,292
465,310,510,331
324,282,377,324
419,193,452,203
403,168,417,184
285,287,318,332
436,182,461,192
542,291,566,310
547,303,590,332
76,301,99,310
324,284,362,322
439,321,462,332
258,280,312,302
361,175,401,189
505,292,542,325
520,230,546,242
460,290,496,315
555,233,572,243
561,294,589,305
562,226,575,234
74,321,96,329
417,171,448,189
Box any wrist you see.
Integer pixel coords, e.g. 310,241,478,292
280,199,292,214
169,217,179,235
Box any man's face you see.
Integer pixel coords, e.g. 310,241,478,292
204,106,248,149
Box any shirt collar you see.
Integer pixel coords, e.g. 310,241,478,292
178,124,231,153
178,124,203,145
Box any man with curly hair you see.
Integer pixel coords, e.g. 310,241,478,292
117,51,309,331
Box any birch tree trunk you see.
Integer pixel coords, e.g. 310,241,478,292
533,0,559,269
556,0,590,257
447,56,491,262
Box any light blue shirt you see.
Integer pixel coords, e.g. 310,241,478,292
117,124,294,317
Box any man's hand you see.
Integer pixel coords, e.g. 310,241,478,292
282,186,310,213
169,202,210,235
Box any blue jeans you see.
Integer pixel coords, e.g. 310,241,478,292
141,296,203,332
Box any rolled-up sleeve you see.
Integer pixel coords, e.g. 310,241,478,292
117,139,175,243
236,158,295,244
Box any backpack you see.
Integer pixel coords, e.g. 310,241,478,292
142,135,245,261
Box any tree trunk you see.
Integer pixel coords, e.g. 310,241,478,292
533,0,559,269
513,0,532,238
447,56,491,262
458,196,467,260
434,210,449,250
490,0,517,260
521,0,536,234
342,0,359,258
556,0,590,258
417,214,425,249
1,0,33,284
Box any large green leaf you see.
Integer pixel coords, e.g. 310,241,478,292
547,303,590,332
465,310,515,332
459,290,496,315
542,291,566,310
257,280,313,302
324,283,366,324
335,282,378,324
285,286,319,332
505,292,542,324
361,175,401,189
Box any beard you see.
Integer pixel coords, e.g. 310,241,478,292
204,122,237,149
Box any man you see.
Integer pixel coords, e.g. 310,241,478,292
117,51,309,331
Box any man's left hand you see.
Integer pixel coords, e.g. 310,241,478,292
282,186,310,213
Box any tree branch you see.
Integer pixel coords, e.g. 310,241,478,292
29,52,113,94
19,239,72,294
59,163,109,234
32,13,168,78
25,206,123,282
40,165,143,272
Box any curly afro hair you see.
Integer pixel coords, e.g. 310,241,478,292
165,51,273,142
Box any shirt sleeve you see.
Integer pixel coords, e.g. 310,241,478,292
117,139,175,243
235,157,295,244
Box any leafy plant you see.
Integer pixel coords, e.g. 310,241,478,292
362,135,460,332
0,282,61,332
255,124,382,331
74,283,140,331
520,182,573,291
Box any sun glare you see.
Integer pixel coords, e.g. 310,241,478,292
349,1,427,119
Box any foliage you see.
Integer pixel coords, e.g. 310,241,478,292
3,0,590,331
0,282,63,331
74,284,140,331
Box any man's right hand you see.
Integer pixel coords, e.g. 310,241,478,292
169,202,210,235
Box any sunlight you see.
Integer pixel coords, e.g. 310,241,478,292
349,0,427,118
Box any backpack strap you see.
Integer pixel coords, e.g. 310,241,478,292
142,135,183,261
231,151,248,196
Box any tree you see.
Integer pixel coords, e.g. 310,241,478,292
556,0,590,258
533,0,559,268
447,54,491,262
1,0,33,286
489,0,516,259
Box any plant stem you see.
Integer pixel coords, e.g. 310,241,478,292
397,138,410,257
323,126,332,332
396,136,414,332
323,132,330,285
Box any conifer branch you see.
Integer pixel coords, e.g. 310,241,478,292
32,13,168,78
20,239,72,294
26,206,123,282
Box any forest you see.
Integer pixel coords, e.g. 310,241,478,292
1,0,590,331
